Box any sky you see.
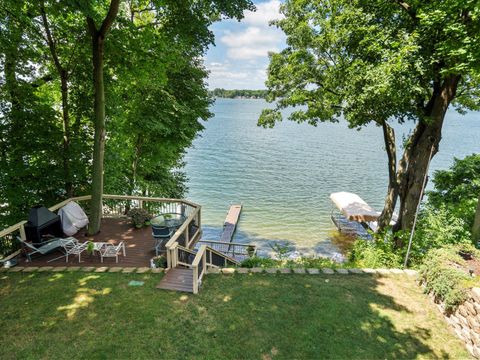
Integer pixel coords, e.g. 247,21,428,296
205,0,286,90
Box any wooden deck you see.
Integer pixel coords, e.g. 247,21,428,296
220,204,242,242
19,217,159,268
156,268,194,293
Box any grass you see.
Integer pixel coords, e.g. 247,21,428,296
0,272,470,360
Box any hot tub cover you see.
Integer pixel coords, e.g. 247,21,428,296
330,192,379,223
58,201,89,236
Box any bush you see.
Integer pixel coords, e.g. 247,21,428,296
348,231,404,268
152,255,167,268
410,205,472,264
240,256,278,268
427,154,480,232
419,244,479,311
127,208,152,228
240,255,339,269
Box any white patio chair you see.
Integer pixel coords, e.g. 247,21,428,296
99,242,126,263
62,238,88,263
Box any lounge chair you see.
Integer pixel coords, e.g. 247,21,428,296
99,242,126,263
62,238,88,263
152,225,173,256
17,236,72,262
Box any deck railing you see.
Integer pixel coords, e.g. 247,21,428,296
0,194,201,261
191,245,239,293
198,240,256,261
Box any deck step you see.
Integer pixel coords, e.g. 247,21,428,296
156,268,194,293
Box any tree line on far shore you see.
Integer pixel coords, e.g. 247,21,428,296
210,88,268,99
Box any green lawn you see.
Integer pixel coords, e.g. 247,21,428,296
0,271,470,359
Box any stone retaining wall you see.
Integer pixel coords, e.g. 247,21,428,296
433,288,480,358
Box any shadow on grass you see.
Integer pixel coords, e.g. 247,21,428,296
201,273,455,359
0,271,463,359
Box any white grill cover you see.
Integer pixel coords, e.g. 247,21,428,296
330,192,379,222
58,201,89,236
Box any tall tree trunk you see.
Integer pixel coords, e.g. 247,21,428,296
86,0,120,235
377,120,398,231
393,75,461,235
473,196,480,243
40,2,73,196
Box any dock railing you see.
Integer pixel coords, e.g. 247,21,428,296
0,194,202,262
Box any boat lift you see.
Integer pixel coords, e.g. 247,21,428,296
329,192,397,240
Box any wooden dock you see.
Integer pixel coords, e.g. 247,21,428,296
220,204,242,242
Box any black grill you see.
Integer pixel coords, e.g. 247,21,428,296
24,205,63,243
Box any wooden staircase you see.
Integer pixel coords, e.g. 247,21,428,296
156,268,194,293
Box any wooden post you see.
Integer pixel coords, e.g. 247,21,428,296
19,224,26,241
166,247,171,269
193,266,198,294
197,208,201,229
185,220,190,248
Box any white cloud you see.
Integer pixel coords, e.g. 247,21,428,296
206,0,286,88
207,61,267,89
243,0,283,26
221,27,280,60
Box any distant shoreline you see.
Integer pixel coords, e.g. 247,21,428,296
209,88,268,99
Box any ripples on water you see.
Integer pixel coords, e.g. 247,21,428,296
184,99,480,258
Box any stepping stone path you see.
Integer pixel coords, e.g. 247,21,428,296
348,268,364,274
322,268,335,274
293,268,306,274
307,268,320,274
136,267,151,274
38,266,54,272
23,267,38,272
336,269,349,274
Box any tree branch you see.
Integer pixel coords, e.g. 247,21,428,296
98,0,120,37
393,0,416,20
39,1,63,73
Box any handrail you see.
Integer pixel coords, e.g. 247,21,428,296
198,240,255,247
191,244,239,294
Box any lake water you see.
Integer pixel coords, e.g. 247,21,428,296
184,99,480,258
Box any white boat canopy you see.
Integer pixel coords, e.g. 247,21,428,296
330,192,379,223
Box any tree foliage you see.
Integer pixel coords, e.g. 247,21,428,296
427,154,480,231
0,0,254,229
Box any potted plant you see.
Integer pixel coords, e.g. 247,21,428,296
127,208,152,228
86,241,95,255
150,255,167,269
246,245,256,257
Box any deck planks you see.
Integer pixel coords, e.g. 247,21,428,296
220,204,242,243
156,268,194,293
